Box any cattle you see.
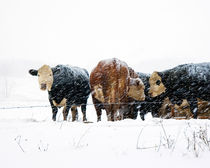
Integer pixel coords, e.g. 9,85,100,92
136,72,163,120
137,72,193,120
130,72,171,120
29,64,90,121
90,58,145,121
118,67,143,120
148,63,210,118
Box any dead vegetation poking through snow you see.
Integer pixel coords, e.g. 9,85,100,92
184,123,210,157
136,119,210,157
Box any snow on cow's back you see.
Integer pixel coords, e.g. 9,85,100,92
66,65,89,79
186,63,210,81
137,72,150,84
162,62,210,82
51,65,89,89
54,64,89,79
97,58,129,72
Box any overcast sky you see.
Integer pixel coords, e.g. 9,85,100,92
0,0,210,77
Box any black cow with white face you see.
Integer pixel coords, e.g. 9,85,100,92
29,64,90,121
148,63,210,118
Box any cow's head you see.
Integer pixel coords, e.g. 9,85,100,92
148,71,166,97
29,65,53,91
127,78,145,101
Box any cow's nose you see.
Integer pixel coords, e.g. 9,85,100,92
41,83,47,90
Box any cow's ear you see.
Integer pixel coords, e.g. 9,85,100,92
29,69,38,76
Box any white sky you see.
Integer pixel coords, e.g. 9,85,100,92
0,0,210,76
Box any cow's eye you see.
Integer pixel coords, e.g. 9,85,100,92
156,80,161,85
38,74,40,77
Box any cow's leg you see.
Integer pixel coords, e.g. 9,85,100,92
96,106,102,122
62,106,67,121
52,106,58,121
49,99,58,121
81,104,87,122
139,111,145,120
189,98,198,118
118,107,125,120
113,109,118,121
130,103,139,120
92,97,102,122
153,101,163,118
111,104,117,121
63,103,71,121
139,104,146,121
71,106,78,122
105,105,112,121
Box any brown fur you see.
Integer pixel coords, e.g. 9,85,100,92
159,98,193,119
90,58,145,121
159,98,210,120
197,99,210,119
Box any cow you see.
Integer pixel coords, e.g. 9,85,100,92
136,72,164,120
118,67,143,120
148,62,210,118
90,58,145,121
137,72,192,120
29,64,90,121
130,72,172,120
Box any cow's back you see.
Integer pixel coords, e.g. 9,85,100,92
50,65,90,104
161,63,210,100
90,58,129,104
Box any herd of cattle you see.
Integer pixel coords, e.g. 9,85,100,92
29,58,210,122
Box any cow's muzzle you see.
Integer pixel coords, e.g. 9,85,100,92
40,83,47,90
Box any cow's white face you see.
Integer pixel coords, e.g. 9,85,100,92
37,65,53,91
29,65,53,91
148,71,166,97
127,78,145,101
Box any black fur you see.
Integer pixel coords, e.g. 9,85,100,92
156,63,210,118
118,99,139,120
137,72,164,120
30,65,90,121
121,72,165,121
29,69,38,76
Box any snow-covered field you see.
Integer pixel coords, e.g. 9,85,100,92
0,77,210,168
1,0,210,167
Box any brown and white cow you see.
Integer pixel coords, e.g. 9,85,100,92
90,58,145,121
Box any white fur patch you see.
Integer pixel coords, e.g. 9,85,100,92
53,98,67,107
93,85,105,103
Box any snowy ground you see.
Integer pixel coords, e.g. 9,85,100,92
0,77,210,168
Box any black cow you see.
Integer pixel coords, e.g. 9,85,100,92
29,64,90,121
137,72,166,120
148,63,210,118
